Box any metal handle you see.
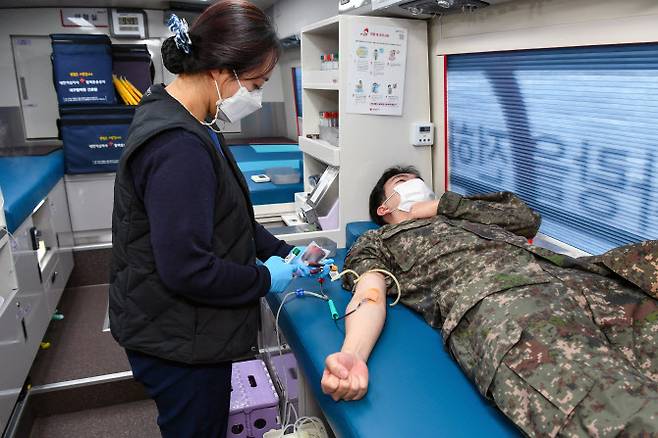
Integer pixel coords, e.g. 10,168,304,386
19,77,28,100
29,227,39,251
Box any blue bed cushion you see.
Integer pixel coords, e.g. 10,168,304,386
0,150,65,233
229,144,303,206
266,249,519,437
345,221,380,249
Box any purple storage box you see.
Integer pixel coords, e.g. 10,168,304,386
228,359,280,438
270,353,299,403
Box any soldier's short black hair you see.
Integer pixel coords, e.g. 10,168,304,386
369,165,422,226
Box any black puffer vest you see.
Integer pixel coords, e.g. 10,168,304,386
109,84,259,364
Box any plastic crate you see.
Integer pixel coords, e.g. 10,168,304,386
228,359,280,438
270,353,299,403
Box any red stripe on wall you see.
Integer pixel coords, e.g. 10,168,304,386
443,56,449,192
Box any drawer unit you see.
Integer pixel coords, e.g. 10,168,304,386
0,294,30,432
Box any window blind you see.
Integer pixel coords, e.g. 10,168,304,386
447,44,658,254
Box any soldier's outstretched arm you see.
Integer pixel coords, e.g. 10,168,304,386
321,272,387,401
437,191,542,238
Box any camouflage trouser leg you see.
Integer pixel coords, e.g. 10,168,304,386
449,281,658,438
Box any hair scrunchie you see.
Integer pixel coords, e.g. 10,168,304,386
167,14,192,55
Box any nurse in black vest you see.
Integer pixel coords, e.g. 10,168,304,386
109,2,304,437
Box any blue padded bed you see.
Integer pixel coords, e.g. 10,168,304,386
266,224,520,437
0,150,65,233
228,144,303,206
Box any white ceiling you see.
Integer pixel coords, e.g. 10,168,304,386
0,0,277,10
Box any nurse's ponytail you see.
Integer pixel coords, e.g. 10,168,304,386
161,0,281,78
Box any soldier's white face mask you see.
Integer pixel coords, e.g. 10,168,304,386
383,178,436,212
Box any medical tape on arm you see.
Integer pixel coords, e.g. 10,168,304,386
335,268,401,307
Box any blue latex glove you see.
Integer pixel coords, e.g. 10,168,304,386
264,256,297,293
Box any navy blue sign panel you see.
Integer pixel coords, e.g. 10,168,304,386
51,34,116,105
448,43,658,254
59,106,134,174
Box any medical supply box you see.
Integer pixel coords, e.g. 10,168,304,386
50,34,116,106
228,359,280,438
58,105,134,174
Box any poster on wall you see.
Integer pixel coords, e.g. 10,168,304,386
346,24,408,116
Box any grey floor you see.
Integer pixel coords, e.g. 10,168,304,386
25,284,161,437
29,284,131,386
29,399,160,438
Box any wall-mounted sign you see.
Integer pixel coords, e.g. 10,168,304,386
60,8,109,28
347,24,408,116
110,9,148,39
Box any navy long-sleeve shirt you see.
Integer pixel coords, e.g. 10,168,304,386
129,128,293,307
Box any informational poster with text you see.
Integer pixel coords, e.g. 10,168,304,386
347,24,408,116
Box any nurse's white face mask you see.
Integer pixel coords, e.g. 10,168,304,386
383,178,436,213
203,71,264,130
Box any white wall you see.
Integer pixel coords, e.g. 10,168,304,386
428,0,658,194
263,63,284,103
277,47,301,140
270,0,338,39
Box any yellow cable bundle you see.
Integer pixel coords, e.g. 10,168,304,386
123,77,139,104
113,74,136,105
121,76,143,102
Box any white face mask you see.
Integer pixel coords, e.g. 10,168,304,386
203,71,263,130
383,178,435,213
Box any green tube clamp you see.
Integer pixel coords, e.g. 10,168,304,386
328,299,339,320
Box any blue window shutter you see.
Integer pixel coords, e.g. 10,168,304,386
447,44,658,254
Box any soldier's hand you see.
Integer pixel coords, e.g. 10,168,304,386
321,351,369,401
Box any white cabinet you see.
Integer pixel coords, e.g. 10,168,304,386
10,36,60,139
0,179,74,432
299,15,432,244
65,172,115,246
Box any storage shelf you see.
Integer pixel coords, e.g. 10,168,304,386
303,70,339,90
301,15,339,35
299,137,340,167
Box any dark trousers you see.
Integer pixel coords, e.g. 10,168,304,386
126,349,232,438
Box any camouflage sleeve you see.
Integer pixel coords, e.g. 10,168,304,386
437,191,542,239
342,230,395,293
598,240,658,299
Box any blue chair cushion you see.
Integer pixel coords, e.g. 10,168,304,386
265,248,520,438
346,221,380,249
228,144,303,206
0,150,65,233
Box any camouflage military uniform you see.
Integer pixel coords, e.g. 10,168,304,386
343,191,658,437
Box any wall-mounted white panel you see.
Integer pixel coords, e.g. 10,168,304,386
65,173,115,233
11,36,59,139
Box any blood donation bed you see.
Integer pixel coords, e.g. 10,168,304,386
0,150,65,233
266,223,521,437
228,144,304,206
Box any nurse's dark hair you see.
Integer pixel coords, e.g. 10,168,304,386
369,165,422,226
161,0,281,77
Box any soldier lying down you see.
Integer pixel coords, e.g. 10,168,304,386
321,165,658,437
